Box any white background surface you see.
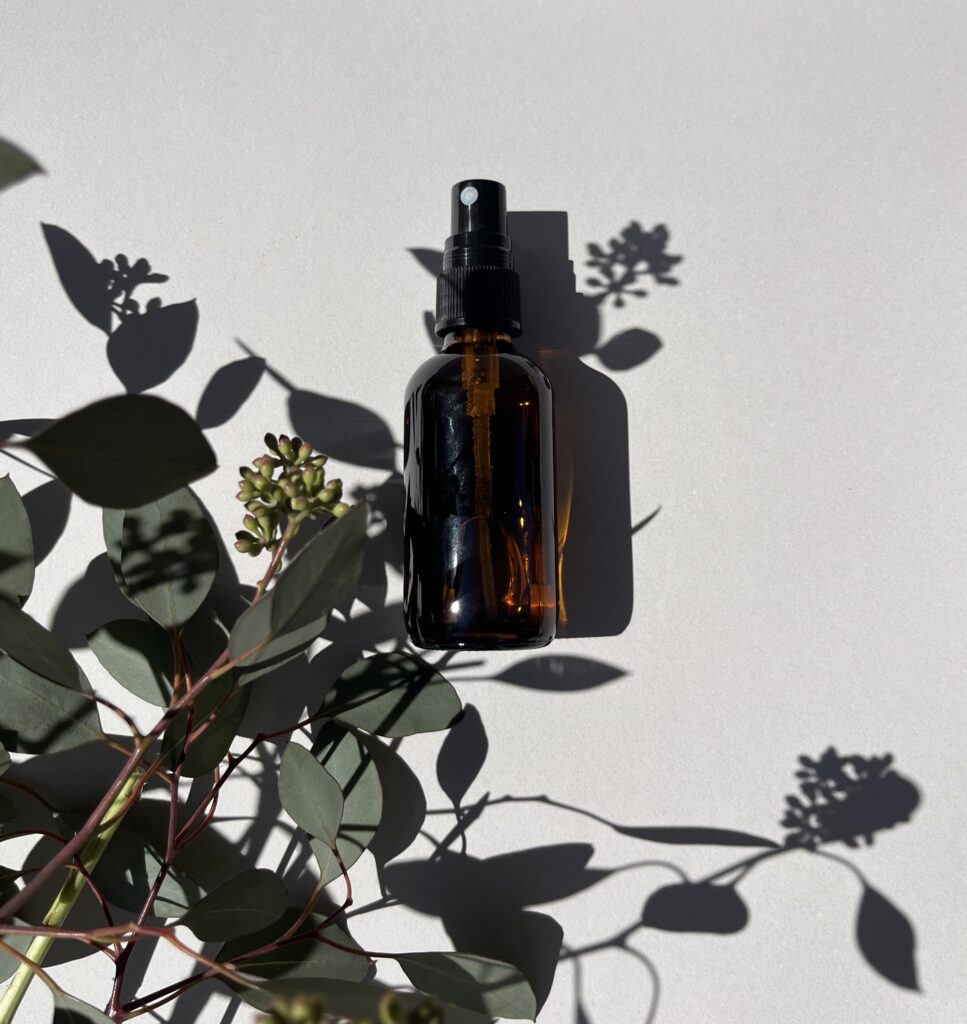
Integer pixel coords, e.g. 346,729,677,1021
1,2,965,1022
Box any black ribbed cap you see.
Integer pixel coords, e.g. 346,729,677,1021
435,179,522,338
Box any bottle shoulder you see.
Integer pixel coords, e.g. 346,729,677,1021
405,350,552,399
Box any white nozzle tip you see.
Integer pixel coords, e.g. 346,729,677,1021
459,186,479,206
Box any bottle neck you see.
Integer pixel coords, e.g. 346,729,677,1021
441,327,514,353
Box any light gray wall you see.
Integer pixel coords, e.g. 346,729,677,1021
1,2,964,1022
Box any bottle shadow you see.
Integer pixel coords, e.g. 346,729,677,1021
510,212,638,638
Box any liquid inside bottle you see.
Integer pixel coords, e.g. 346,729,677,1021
403,180,557,649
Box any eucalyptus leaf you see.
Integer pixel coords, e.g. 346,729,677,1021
0,138,42,193
0,600,81,688
229,505,366,673
279,742,343,845
218,912,368,1010
52,993,115,1023
396,952,537,1020
166,674,247,778
0,654,101,754
179,869,287,941
310,722,383,884
321,652,462,737
119,488,218,627
162,610,246,779
70,816,202,918
101,507,128,596
0,793,16,826
24,396,217,508
87,618,173,706
0,476,34,603
0,929,32,984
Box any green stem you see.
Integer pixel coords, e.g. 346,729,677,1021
0,768,145,1024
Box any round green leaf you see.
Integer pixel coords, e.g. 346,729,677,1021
163,671,247,778
396,952,537,1020
0,601,80,689
0,476,34,604
279,742,344,844
0,654,102,754
0,924,31,984
179,868,287,941
322,652,462,737
88,618,173,706
229,505,366,673
310,722,383,884
160,609,245,777
53,993,115,1023
68,816,202,918
24,395,217,508
0,793,16,826
0,139,42,193
218,912,368,1011
119,487,218,627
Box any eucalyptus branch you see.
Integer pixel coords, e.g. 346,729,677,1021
0,768,145,1024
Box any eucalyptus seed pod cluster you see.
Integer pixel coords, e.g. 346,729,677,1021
258,993,326,1024
234,432,351,556
256,993,442,1024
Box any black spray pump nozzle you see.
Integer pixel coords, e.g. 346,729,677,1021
451,179,507,236
435,179,522,337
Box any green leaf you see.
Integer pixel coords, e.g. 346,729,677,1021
24,395,217,508
0,654,101,754
229,506,366,673
165,673,247,779
87,619,173,706
218,912,368,1010
0,793,16,826
52,993,115,1023
0,139,42,193
0,601,81,688
279,743,343,845
158,607,244,777
310,722,383,884
102,507,128,595
119,487,218,627
0,928,31,984
322,652,462,737
0,476,34,604
179,869,287,941
73,816,202,918
396,952,537,1020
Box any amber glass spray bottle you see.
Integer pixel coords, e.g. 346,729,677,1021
403,180,557,649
